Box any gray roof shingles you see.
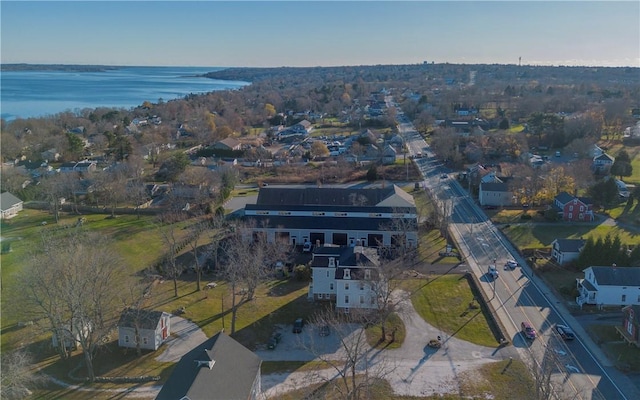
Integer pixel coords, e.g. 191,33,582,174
156,331,261,400
590,266,640,286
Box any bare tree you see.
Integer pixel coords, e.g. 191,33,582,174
220,222,288,333
0,349,44,399
304,309,395,400
19,229,126,381
157,211,185,298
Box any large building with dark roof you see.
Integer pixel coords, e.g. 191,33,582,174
243,185,418,249
156,331,261,400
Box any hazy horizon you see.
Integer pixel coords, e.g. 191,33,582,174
2,1,639,68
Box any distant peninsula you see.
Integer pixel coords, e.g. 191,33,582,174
1,64,121,72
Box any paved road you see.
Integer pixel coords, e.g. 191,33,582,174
397,108,640,400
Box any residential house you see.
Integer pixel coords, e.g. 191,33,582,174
309,245,384,312
59,160,97,174
41,148,61,162
382,145,397,165
0,192,24,220
213,137,242,151
290,120,312,134
551,238,586,265
156,331,262,400
576,266,640,307
243,185,418,249
553,192,594,222
617,305,640,347
592,153,615,173
479,182,512,207
118,309,171,351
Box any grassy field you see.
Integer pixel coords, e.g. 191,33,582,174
502,223,639,250
404,276,497,347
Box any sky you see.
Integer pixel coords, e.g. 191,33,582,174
1,1,639,68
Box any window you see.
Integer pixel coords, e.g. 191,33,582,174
344,269,351,279
345,283,350,290
568,213,573,219
326,270,329,278
569,205,573,211
124,335,130,343
580,206,584,212
621,294,626,302
360,282,365,290
360,295,365,304
330,283,334,291
364,269,371,280
142,337,148,345
345,295,349,304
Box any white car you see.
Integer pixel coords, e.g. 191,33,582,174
506,260,518,269
488,265,498,279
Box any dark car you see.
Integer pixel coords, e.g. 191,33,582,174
267,332,282,349
293,318,304,333
555,324,575,340
319,325,330,336
521,321,537,340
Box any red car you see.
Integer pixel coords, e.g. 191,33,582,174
521,321,537,340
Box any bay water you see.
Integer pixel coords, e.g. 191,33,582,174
0,66,249,121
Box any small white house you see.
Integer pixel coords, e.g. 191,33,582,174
479,182,512,207
576,266,640,307
118,309,171,351
0,192,24,220
551,238,586,265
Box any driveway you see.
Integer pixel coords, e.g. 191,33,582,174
259,290,513,398
155,315,208,363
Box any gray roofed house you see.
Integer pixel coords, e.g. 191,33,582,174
478,182,512,207
309,245,383,310
576,266,640,307
0,192,24,220
155,331,262,400
213,137,242,151
551,238,586,265
118,309,171,351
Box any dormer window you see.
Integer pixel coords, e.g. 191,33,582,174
364,269,371,280
195,359,215,369
344,269,351,279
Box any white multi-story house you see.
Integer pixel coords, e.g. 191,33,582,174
309,245,385,312
576,266,640,307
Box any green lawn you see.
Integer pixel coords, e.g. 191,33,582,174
503,223,639,250
405,276,497,347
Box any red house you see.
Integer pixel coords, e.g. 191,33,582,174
617,305,640,347
553,192,594,222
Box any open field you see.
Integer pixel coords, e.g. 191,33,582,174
404,276,496,347
502,223,639,250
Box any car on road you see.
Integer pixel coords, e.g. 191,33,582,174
440,174,448,179
293,318,304,333
488,265,498,279
555,324,575,340
506,260,518,269
319,325,330,336
521,321,537,340
267,332,282,349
